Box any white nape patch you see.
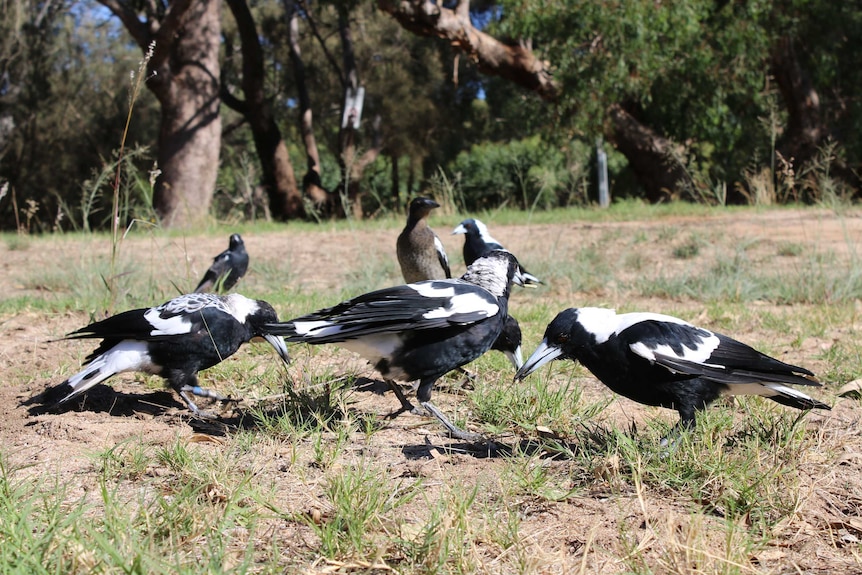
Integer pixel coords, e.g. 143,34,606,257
572,308,620,343
294,320,342,338
474,219,502,247
410,282,456,298
423,292,498,320
575,308,701,345
223,293,258,322
145,307,195,336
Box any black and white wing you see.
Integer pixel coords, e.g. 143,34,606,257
433,234,452,279
265,280,499,344
66,293,227,343
620,316,819,387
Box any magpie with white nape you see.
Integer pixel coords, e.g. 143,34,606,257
39,293,290,418
195,234,249,293
516,307,830,444
264,250,524,441
397,197,451,283
452,218,542,286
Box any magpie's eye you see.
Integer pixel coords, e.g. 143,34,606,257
555,333,569,344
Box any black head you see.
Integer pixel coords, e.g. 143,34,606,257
451,218,479,237
515,308,583,380
235,297,290,364
229,234,244,250
491,315,524,369
407,197,440,220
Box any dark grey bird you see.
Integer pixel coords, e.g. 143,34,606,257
264,250,524,441
397,197,451,284
195,234,249,293
516,307,830,444
452,218,542,286
41,293,290,418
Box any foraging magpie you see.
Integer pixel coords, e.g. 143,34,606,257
264,250,524,441
452,218,542,286
194,234,249,293
516,308,830,442
493,314,523,370
397,197,451,284
42,293,290,418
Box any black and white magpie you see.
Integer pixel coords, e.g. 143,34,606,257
264,250,524,441
452,218,542,286
397,197,451,284
42,293,290,418
515,308,830,442
195,233,249,293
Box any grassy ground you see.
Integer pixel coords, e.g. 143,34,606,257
1,203,861,574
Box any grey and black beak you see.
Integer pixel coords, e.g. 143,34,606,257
514,339,564,380
451,223,467,235
263,333,291,365
505,345,524,371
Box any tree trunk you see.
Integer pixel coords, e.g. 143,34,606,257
771,38,823,168
223,0,303,220
285,0,340,216
98,0,221,228
606,103,693,203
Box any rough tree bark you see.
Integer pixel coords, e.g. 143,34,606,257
606,103,694,202
376,0,557,101
99,0,222,228
285,0,339,216
222,0,304,220
335,5,383,219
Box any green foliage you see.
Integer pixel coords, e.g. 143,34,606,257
445,136,591,211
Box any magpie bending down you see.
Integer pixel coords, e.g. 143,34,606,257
516,307,830,443
452,218,542,286
42,293,290,418
265,250,524,441
195,233,249,293
397,197,451,283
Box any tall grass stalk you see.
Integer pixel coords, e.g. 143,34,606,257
107,40,156,313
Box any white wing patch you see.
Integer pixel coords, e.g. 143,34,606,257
434,235,449,268
158,293,225,315
294,320,342,338
409,282,456,299
144,307,197,336
630,337,721,366
423,292,498,320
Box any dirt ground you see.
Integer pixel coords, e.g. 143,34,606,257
2,208,862,573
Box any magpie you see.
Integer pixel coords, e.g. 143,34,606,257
452,218,542,286
397,197,451,284
42,293,290,418
264,250,524,441
515,307,830,443
195,233,249,293
493,314,523,370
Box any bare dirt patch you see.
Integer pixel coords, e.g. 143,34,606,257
2,208,862,573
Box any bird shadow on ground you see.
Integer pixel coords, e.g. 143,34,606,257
21,384,184,419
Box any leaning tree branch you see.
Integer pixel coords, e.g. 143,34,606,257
376,0,558,101
97,0,151,49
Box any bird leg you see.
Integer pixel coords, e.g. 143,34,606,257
420,401,485,442
386,380,416,411
176,384,238,420
659,416,696,449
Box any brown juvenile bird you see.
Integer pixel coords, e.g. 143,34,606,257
397,197,451,283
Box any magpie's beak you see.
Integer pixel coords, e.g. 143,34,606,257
512,269,526,287
504,345,524,371
263,333,291,365
451,224,467,235
514,339,563,380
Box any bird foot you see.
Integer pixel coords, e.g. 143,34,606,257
420,401,485,442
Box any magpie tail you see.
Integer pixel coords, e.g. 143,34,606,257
762,382,831,411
